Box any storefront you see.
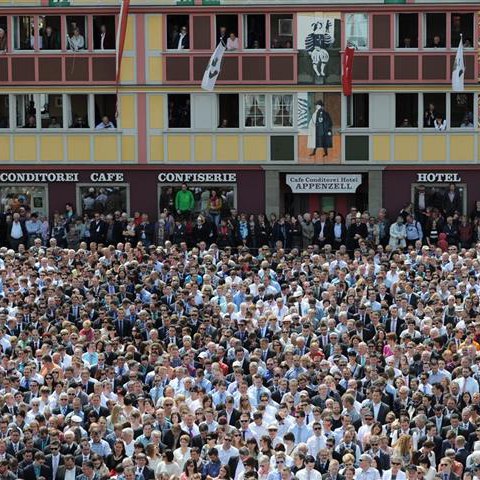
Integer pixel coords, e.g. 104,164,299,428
382,168,478,216
280,172,369,215
0,167,265,219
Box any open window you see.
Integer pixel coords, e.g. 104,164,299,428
16,95,37,129
216,15,239,50
423,93,446,128
66,16,87,50
39,16,61,50
168,94,190,128
272,95,293,127
68,94,90,128
94,94,116,129
78,185,129,217
218,94,239,128
346,93,369,128
244,14,266,49
396,93,418,127
13,16,34,50
0,96,9,128
167,15,189,50
451,13,473,48
450,93,474,128
397,13,418,48
0,17,7,52
93,16,116,50
424,13,446,48
345,13,368,49
40,94,63,129
270,14,293,49
244,94,265,127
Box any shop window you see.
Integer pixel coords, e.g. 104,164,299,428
66,16,87,50
216,15,239,49
451,13,473,48
0,96,8,128
272,95,293,127
424,13,445,48
94,94,116,129
218,94,239,128
450,93,474,128
68,95,90,128
397,13,418,48
345,13,368,49
168,94,191,128
167,15,189,50
158,185,235,217
16,95,37,129
39,16,61,50
270,14,293,49
396,93,418,127
271,136,294,161
244,14,266,49
0,17,7,52
93,16,116,50
412,184,465,215
13,16,34,50
0,186,48,217
40,94,63,129
79,185,128,217
423,93,445,128
244,94,265,127
346,93,369,128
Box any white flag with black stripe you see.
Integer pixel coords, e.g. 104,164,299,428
452,37,465,92
201,42,226,92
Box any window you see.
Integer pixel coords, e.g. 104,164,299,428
66,16,87,50
424,13,446,48
450,93,474,128
345,13,368,49
272,95,293,127
412,184,466,215
244,95,265,127
423,93,445,128
40,94,63,129
0,185,48,217
346,93,369,128
167,15,189,50
16,95,37,129
244,14,265,49
396,93,418,127
68,95,90,128
94,94,116,129
270,14,293,49
13,16,34,50
451,13,473,48
39,16,61,50
216,15,239,50
397,13,418,48
0,17,8,52
271,136,295,161
78,185,128,217
0,96,8,128
93,16,116,50
218,94,239,128
168,94,190,128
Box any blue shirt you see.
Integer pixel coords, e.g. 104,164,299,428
203,460,221,479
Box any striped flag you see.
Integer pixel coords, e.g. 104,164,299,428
116,0,131,84
201,42,226,91
452,36,465,92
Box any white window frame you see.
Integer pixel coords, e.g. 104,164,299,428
243,93,267,128
12,15,35,51
395,12,419,50
345,13,368,50
271,94,294,128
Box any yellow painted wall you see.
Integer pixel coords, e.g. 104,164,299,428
194,136,213,162
14,136,35,162
147,15,163,51
422,135,446,162
124,15,135,52
94,135,118,162
150,136,164,162
122,136,136,162
148,56,163,83
149,95,164,129
0,136,9,161
40,136,63,162
394,135,418,162
450,135,474,162
243,136,267,162
167,135,190,161
120,57,135,83
216,136,239,162
120,95,136,129
67,136,91,162
372,135,390,162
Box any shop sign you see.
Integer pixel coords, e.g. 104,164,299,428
90,173,124,182
0,172,125,183
158,172,237,183
416,173,462,183
286,174,361,193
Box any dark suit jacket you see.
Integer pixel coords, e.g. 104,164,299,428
172,33,189,49
6,220,28,245
137,466,155,480
22,464,52,480
5,441,24,458
56,465,81,480
228,456,257,478
218,408,242,426
366,401,390,424
45,453,65,473
94,33,115,50
385,318,405,337
418,435,443,460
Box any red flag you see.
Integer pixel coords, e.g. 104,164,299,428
342,46,355,97
116,0,131,84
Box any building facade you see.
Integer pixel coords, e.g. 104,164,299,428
0,0,478,218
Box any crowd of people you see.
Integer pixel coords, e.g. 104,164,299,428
1,184,480,480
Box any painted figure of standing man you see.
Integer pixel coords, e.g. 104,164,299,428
308,100,333,157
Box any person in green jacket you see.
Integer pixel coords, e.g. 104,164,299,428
175,183,195,219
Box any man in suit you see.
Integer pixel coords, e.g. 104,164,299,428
418,423,443,462
114,308,133,338
89,213,107,245
134,453,155,480
191,424,209,450
385,306,405,337
5,428,24,458
56,455,81,480
366,388,390,424
228,447,254,480
84,393,109,418
22,452,51,480
172,25,189,50
454,436,469,469
429,405,450,434
404,283,419,308
94,23,114,50
45,441,64,480
7,213,27,251
218,397,242,427
438,456,461,480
